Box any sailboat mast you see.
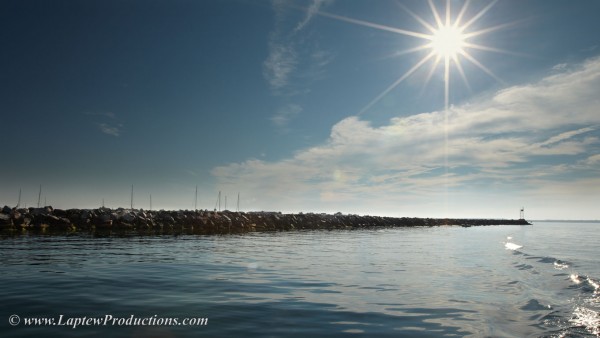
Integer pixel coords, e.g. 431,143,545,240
237,193,240,212
17,188,21,208
214,191,221,211
130,185,134,210
195,185,198,211
37,185,42,208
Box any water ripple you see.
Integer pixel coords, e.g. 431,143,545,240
1,223,599,337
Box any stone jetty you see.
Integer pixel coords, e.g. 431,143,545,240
0,205,531,235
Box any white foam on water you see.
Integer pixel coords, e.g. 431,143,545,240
570,274,582,284
504,242,523,251
587,277,599,291
570,306,600,336
553,261,569,270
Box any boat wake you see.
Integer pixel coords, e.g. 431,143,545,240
568,274,600,336
504,237,600,337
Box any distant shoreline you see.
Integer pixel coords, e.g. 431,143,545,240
1,205,531,235
530,219,600,223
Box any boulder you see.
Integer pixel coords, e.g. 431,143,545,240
54,209,68,218
80,210,92,220
121,212,136,223
160,214,175,224
39,215,72,230
136,211,147,221
38,214,59,225
0,213,12,226
21,217,32,228
31,207,51,216
10,210,23,225
97,214,112,226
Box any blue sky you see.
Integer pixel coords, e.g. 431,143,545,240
1,0,599,219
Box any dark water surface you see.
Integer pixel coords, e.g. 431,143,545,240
1,222,598,337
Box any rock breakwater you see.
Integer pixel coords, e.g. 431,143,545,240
0,205,531,235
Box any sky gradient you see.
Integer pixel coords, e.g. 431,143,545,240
1,0,599,220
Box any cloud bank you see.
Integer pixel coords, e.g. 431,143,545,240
215,57,600,218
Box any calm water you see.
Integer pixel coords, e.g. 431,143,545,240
1,222,599,337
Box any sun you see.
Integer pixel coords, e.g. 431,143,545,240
430,25,465,59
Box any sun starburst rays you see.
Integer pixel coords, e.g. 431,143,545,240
358,51,437,115
311,0,506,115
404,0,502,113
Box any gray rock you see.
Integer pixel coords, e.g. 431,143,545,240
31,207,51,216
0,213,11,226
11,211,23,225
160,214,175,224
54,209,68,218
98,214,112,224
136,211,147,221
121,212,136,223
80,210,92,220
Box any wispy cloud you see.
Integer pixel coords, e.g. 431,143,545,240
581,154,600,167
295,0,331,33
85,111,116,119
264,41,298,90
271,104,303,130
536,127,595,148
263,0,334,93
98,123,123,137
185,169,198,177
552,63,569,72
214,57,600,217
86,111,124,137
